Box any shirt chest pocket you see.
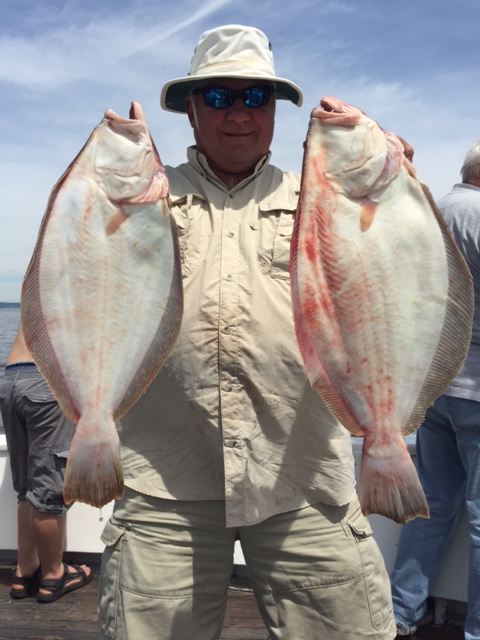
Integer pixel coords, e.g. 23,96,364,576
252,205,296,280
171,194,209,278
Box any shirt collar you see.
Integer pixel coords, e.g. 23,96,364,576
452,182,480,193
186,146,272,192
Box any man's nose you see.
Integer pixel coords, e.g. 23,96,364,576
226,100,251,121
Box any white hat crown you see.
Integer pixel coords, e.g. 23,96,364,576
189,25,275,79
161,25,303,113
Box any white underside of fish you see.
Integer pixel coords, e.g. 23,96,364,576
21,103,183,508
290,97,473,523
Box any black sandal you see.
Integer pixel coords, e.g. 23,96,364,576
10,566,41,599
36,563,93,604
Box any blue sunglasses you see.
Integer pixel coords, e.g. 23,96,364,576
193,86,274,109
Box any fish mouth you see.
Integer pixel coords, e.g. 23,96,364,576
104,103,145,125
311,96,360,126
129,101,146,124
103,102,147,137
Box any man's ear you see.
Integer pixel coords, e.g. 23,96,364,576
185,96,195,128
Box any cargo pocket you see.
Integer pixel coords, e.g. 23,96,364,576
22,392,57,414
347,509,393,631
170,193,208,278
254,206,295,279
101,517,130,548
29,443,70,513
99,519,131,640
50,446,70,511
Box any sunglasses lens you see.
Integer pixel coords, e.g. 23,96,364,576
199,87,273,109
243,87,272,108
202,88,235,109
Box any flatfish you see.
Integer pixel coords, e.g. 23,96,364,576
290,96,473,524
21,102,183,508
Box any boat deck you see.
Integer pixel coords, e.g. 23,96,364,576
0,556,464,639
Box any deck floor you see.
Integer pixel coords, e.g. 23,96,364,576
0,558,464,639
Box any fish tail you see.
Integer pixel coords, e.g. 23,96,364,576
63,419,124,508
359,437,429,524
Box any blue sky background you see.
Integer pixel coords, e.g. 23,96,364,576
1,0,479,301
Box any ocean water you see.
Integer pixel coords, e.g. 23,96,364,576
0,306,20,365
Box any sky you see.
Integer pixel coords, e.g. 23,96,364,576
1,0,479,302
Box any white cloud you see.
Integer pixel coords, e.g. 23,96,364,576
0,0,233,88
0,0,479,301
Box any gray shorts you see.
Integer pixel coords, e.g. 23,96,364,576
98,488,396,640
0,364,76,515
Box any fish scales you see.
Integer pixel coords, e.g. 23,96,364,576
21,102,183,508
290,96,473,524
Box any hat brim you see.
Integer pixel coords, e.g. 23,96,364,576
160,75,303,113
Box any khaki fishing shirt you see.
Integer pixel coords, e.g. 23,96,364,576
120,147,355,527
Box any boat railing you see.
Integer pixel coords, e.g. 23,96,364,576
0,363,4,436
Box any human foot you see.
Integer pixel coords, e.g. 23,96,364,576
10,566,41,599
37,563,93,603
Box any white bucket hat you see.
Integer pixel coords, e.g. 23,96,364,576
160,24,303,113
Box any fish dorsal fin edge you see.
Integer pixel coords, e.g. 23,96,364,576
403,184,474,434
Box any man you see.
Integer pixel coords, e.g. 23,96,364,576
390,140,480,640
98,25,396,639
0,325,92,602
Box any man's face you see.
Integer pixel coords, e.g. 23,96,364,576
186,79,275,179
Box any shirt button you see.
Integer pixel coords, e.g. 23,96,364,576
225,439,237,448
224,384,233,392
226,231,234,238
224,274,233,281
223,326,231,334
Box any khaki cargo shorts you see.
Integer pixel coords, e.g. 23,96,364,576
98,488,395,640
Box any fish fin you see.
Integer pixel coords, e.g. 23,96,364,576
312,380,365,436
403,184,474,435
359,437,429,524
105,207,129,235
359,198,378,232
63,419,124,508
21,220,80,422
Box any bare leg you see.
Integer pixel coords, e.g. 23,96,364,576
11,501,40,593
13,501,91,596
32,508,67,579
33,509,91,596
